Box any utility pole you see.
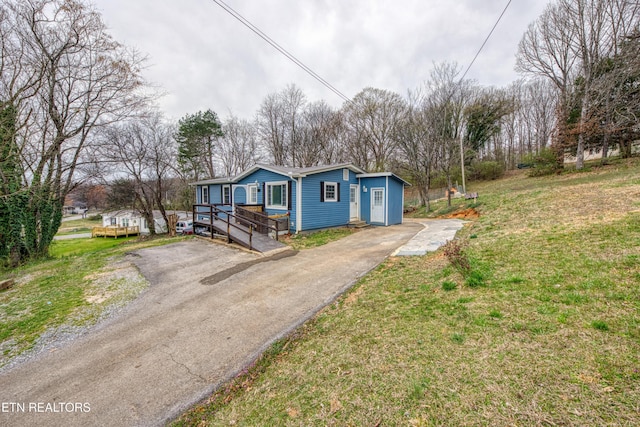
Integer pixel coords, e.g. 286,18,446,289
459,129,466,194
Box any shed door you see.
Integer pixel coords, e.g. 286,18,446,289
371,188,385,224
350,184,359,221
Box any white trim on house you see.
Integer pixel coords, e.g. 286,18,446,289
266,181,288,210
349,184,359,221
323,181,338,202
356,172,411,186
248,184,258,204
201,186,209,204
233,163,366,183
222,184,231,204
385,176,389,226
296,177,303,233
371,187,385,224
401,178,405,224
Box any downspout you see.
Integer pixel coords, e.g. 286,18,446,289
401,179,405,224
230,184,235,214
385,176,389,226
296,176,302,233
357,177,361,222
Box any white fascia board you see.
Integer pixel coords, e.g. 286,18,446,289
296,177,303,233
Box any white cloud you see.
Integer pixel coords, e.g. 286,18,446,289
95,0,550,120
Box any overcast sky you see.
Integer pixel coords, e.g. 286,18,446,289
93,0,550,121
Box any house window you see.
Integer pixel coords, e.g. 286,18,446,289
266,182,288,209
248,185,258,204
122,218,129,227
201,186,209,204
323,182,338,202
343,168,349,181
222,185,231,204
110,217,117,226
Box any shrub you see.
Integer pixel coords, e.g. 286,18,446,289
522,148,558,177
442,239,472,277
467,161,505,181
443,239,489,288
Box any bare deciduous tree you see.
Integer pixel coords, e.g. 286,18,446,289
424,63,475,205
0,0,145,264
219,114,263,176
517,0,640,169
343,87,405,172
395,89,437,209
94,113,175,235
257,92,287,166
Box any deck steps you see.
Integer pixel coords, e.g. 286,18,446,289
348,220,370,229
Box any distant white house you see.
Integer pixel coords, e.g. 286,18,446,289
101,210,191,234
564,142,640,163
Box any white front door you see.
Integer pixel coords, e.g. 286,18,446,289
371,188,385,224
350,184,359,221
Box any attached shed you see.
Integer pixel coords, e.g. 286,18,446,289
357,172,408,226
192,163,409,233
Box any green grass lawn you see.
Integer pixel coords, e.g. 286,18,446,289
50,236,138,257
175,158,640,426
0,235,185,367
284,228,358,250
56,216,102,235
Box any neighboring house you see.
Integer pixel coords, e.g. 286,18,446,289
192,163,409,234
102,210,191,234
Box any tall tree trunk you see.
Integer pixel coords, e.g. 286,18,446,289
575,92,590,170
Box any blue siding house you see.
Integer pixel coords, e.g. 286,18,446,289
192,163,409,233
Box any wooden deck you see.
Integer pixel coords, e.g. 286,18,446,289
92,226,139,238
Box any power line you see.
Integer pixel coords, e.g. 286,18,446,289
459,0,513,83
210,0,352,103
457,0,512,196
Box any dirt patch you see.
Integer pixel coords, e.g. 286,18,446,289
443,208,480,219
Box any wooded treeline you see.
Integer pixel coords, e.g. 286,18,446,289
2,0,639,265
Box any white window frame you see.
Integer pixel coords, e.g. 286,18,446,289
266,181,288,209
201,186,209,204
248,184,258,204
323,181,338,202
222,185,231,204
343,168,349,181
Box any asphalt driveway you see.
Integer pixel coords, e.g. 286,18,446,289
0,222,424,426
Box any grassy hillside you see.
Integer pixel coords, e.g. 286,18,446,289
176,159,640,426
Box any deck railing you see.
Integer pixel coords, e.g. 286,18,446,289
235,204,289,240
192,203,258,249
92,226,139,238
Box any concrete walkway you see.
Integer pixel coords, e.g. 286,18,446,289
393,218,466,256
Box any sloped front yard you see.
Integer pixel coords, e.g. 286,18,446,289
175,159,640,426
